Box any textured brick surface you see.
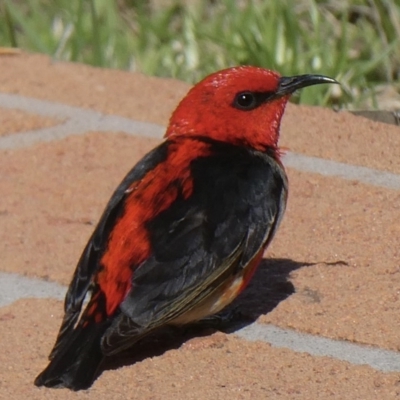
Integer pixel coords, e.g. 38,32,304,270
0,132,160,283
2,300,399,400
0,53,399,398
0,107,60,136
280,105,400,173
0,53,189,125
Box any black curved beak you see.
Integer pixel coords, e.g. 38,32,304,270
276,74,339,97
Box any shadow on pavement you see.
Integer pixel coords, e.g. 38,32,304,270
100,258,312,377
228,257,311,325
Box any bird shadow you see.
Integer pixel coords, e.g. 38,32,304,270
100,258,314,375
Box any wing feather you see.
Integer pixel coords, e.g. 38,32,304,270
102,142,288,355
49,141,170,359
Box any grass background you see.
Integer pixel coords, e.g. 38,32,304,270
1,0,400,108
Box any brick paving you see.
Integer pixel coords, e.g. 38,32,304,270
0,53,399,398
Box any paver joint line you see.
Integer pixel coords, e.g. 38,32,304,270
0,92,165,150
284,152,400,190
1,270,400,374
236,324,400,373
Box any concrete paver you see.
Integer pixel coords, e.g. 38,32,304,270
229,170,400,350
2,300,400,400
0,107,60,136
0,53,189,125
0,52,399,398
0,132,160,282
281,105,400,173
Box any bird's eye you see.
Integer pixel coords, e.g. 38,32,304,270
233,92,258,111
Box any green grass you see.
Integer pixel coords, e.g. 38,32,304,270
1,0,400,108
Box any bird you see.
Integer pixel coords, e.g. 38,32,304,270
34,66,337,390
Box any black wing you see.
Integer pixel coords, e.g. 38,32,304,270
102,140,288,355
49,140,170,359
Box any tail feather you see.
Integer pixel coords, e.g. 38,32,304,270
34,321,109,391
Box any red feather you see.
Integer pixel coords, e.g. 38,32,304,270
97,138,212,315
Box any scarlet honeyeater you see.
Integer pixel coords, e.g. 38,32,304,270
35,66,337,390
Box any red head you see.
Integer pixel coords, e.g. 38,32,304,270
166,66,337,151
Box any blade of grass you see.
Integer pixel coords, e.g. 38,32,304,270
3,1,18,47
89,0,103,66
